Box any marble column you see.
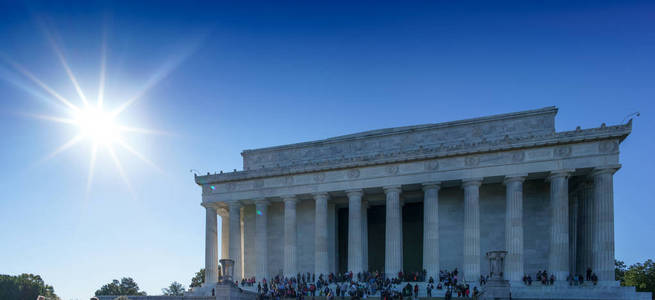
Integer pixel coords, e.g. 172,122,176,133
422,182,441,281
218,208,229,260
569,192,578,275
228,202,242,281
314,192,329,276
384,186,402,278
362,199,369,272
462,179,482,284
347,189,364,273
576,178,594,274
255,199,269,281
283,196,298,278
204,205,219,284
504,175,525,283
548,170,571,282
592,166,618,282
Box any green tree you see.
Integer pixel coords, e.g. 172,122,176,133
616,259,627,284
190,268,205,288
95,277,147,296
0,273,60,300
623,259,655,297
162,281,185,296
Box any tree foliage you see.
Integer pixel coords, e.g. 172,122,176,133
0,273,60,300
616,259,627,284
624,260,655,295
95,277,146,296
190,268,205,288
162,281,185,296
617,259,655,298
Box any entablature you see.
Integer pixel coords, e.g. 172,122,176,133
200,137,623,204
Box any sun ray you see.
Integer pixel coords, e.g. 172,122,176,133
19,112,77,126
110,34,205,117
97,29,107,108
117,125,174,136
34,134,85,166
0,67,64,108
40,19,89,107
108,145,135,198
110,61,177,117
1,56,81,112
114,138,163,173
85,142,99,196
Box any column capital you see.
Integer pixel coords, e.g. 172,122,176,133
503,174,527,185
282,195,298,204
462,178,483,188
313,192,329,200
547,169,575,181
201,202,218,210
217,207,229,217
591,164,621,177
346,189,364,198
255,198,270,207
383,185,402,194
422,182,441,191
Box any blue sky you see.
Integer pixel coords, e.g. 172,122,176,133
0,1,653,299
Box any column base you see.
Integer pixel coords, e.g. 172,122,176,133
188,282,218,296
508,280,524,287
597,280,621,287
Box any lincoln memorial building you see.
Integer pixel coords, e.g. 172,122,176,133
194,107,632,291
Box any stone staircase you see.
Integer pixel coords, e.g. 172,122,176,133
240,281,652,300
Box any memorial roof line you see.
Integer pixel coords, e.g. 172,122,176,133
195,106,631,185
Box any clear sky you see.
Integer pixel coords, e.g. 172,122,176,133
0,1,653,299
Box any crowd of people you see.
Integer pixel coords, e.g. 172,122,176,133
242,268,488,299
241,266,601,299
522,268,599,286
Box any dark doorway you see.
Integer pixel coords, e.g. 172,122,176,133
368,205,386,272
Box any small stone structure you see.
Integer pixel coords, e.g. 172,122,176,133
219,258,235,283
483,251,511,300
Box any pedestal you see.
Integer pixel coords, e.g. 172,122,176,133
483,251,511,300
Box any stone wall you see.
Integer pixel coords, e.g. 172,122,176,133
297,199,316,274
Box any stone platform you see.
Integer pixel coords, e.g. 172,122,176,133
235,281,651,300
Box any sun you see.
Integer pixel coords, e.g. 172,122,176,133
74,106,120,145
0,23,180,197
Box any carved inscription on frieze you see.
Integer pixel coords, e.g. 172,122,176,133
347,169,361,179
424,160,439,171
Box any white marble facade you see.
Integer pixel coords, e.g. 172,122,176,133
196,107,631,287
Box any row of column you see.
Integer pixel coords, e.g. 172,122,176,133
204,167,617,285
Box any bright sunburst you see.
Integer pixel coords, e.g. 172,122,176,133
74,106,120,145
0,21,188,197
